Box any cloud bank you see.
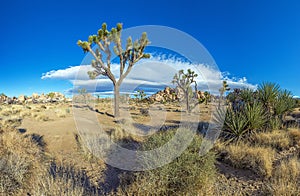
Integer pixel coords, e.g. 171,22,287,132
42,56,257,96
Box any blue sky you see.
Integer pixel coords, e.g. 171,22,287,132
0,0,300,97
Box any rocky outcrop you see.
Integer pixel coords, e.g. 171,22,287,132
0,92,70,105
0,94,7,103
18,95,26,103
149,86,205,103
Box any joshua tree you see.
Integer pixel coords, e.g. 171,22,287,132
219,80,230,107
47,92,55,102
203,91,211,105
172,69,199,113
96,94,100,103
78,88,87,103
77,23,150,118
134,90,146,103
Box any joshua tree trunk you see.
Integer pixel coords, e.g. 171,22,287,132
185,91,190,113
114,84,120,118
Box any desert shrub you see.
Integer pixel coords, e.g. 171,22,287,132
269,117,282,130
0,116,22,130
35,114,50,121
32,162,98,196
139,108,149,116
0,108,12,116
55,108,67,118
117,129,216,195
253,130,292,150
66,108,71,113
0,154,31,194
220,143,275,177
265,157,300,195
40,105,47,109
0,130,44,195
288,128,300,146
20,110,31,118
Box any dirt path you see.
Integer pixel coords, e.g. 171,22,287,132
20,116,78,157
215,161,265,195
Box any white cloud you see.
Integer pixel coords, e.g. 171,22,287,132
42,55,257,95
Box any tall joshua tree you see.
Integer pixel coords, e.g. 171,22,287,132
77,23,150,118
172,69,198,113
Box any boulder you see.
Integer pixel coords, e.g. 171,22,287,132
32,93,39,99
18,95,26,103
0,95,7,103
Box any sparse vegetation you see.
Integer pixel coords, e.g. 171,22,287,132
117,129,216,195
219,142,275,177
0,80,299,195
265,157,300,195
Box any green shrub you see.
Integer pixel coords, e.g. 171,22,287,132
117,129,216,195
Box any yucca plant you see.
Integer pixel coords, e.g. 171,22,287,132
223,108,250,142
245,102,267,132
273,89,296,128
240,88,255,105
257,82,280,114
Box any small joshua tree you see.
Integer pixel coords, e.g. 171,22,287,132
77,23,150,118
219,80,230,107
47,92,55,102
172,69,199,113
203,91,211,105
78,88,87,103
134,90,146,105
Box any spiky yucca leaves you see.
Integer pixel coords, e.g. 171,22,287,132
258,82,280,113
223,108,249,142
77,23,150,118
245,102,267,132
274,90,296,124
240,88,255,104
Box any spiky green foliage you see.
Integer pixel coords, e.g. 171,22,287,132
224,82,297,142
245,102,267,132
240,88,255,104
172,69,199,113
77,23,150,117
274,90,296,117
223,108,250,142
258,82,280,112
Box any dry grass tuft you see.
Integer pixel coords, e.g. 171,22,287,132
253,130,292,150
34,113,50,121
1,116,22,130
221,143,275,177
31,161,98,196
0,130,44,195
288,128,300,146
55,108,68,118
265,156,300,195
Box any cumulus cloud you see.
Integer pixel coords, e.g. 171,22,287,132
42,55,257,95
